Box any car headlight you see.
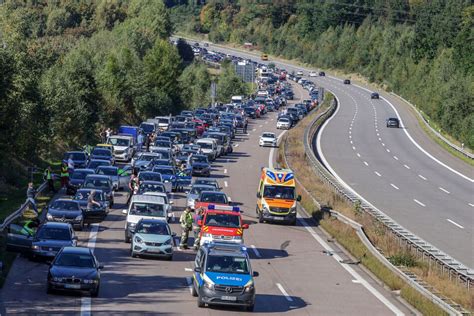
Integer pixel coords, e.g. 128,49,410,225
244,283,254,293
263,205,270,213
290,206,297,214
203,233,212,238
46,213,53,220
53,277,64,282
31,245,40,250
75,215,83,220
83,279,98,284
163,238,172,245
234,236,242,240
135,236,143,244
204,279,214,290
164,180,169,183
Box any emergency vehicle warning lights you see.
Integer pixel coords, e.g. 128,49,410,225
207,204,241,212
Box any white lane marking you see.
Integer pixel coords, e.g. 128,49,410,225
359,85,474,183
377,133,380,136
352,146,356,150
378,138,382,141
374,171,382,177
224,169,227,174
81,223,99,316
381,143,385,146
446,219,464,229
349,135,352,139
414,199,426,207
252,128,256,132
391,184,399,190
297,216,404,315
439,187,450,194
352,279,362,284
363,161,369,166
349,131,352,134
269,131,287,169
418,174,427,181
356,153,361,158
265,121,268,124
386,149,390,153
259,125,263,128
469,203,474,207
250,245,261,258
404,164,410,169
224,181,228,188
184,268,193,272
393,156,399,160
186,277,193,294
228,197,232,202
276,283,293,302
350,140,353,144
234,143,239,147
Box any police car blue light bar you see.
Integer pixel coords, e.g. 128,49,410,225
207,204,241,212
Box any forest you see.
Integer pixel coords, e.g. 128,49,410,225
170,0,473,149
0,0,244,189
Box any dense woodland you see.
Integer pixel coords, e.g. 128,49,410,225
0,0,248,188
170,0,473,149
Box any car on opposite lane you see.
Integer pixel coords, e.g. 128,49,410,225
259,132,277,147
386,117,400,128
47,246,102,297
276,117,291,130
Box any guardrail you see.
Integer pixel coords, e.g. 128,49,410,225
390,93,473,159
280,96,472,314
0,181,48,231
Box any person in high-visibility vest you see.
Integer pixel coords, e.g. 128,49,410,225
179,207,193,250
60,162,69,190
43,166,56,193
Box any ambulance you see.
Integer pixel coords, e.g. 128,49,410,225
256,167,301,225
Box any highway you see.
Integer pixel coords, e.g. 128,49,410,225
0,82,411,314
190,41,473,269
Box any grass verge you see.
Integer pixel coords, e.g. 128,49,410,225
278,92,472,314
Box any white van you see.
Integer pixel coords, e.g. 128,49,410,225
123,194,170,242
154,116,173,131
108,135,135,162
196,138,218,161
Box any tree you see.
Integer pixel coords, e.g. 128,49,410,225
216,64,248,102
179,62,211,108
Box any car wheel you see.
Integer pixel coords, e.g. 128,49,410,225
257,207,264,223
125,235,131,243
46,284,53,295
76,220,84,231
246,304,255,312
91,285,99,298
197,294,205,308
166,254,173,261
191,279,198,297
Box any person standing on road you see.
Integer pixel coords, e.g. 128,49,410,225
26,182,39,216
43,166,56,193
127,169,140,204
60,162,69,190
137,132,144,152
193,207,205,250
67,155,75,174
179,207,193,250
243,119,248,134
105,128,112,142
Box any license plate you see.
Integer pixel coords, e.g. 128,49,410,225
148,249,162,253
65,284,81,289
274,217,285,220
221,296,237,301
49,248,53,251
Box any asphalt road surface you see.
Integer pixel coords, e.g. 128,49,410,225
187,41,473,269
0,83,412,315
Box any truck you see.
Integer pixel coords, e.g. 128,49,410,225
256,167,301,225
197,204,249,246
118,125,139,142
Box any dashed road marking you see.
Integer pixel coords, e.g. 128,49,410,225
186,277,193,294
386,149,390,153
447,219,464,229
224,169,227,174
81,223,100,316
184,268,193,272
350,140,353,144
390,184,399,190
224,181,228,187
352,146,356,150
234,143,239,147
276,283,293,302
439,187,449,194
381,143,385,146
418,175,427,181
414,199,426,207
252,128,256,132
259,125,263,128
363,161,369,166
393,156,398,160
374,171,382,177
404,164,410,169
251,245,261,258
356,153,361,158
469,203,474,208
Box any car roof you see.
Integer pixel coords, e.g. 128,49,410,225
53,198,78,203
61,246,92,255
76,188,104,194
96,165,117,170
74,168,95,173
89,159,110,163
41,222,71,229
137,218,169,225
131,194,167,203
200,190,226,195
141,180,165,185
203,242,248,257
110,135,132,139
85,174,110,180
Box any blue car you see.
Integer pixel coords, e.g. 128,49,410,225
151,166,177,191
63,151,88,168
191,242,258,311
90,148,114,165
130,219,175,260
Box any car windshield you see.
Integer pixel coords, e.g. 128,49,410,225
135,222,170,235
50,201,79,211
84,178,111,189
130,203,165,217
109,138,130,146
140,123,154,133
55,253,94,268
70,171,91,180
194,180,218,188
198,142,213,149
279,118,289,122
192,156,208,163
154,168,174,175
158,118,170,124
200,193,227,204
97,168,117,176
206,255,249,274
88,161,109,169
138,183,165,194
139,155,159,161
92,149,111,156
74,191,105,201
190,186,214,195
139,173,162,182
263,185,295,199
262,133,275,138
37,227,71,241
155,141,171,148
204,213,241,228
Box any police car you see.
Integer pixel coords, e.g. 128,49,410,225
191,242,258,311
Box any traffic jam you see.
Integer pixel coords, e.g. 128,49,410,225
5,45,322,312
